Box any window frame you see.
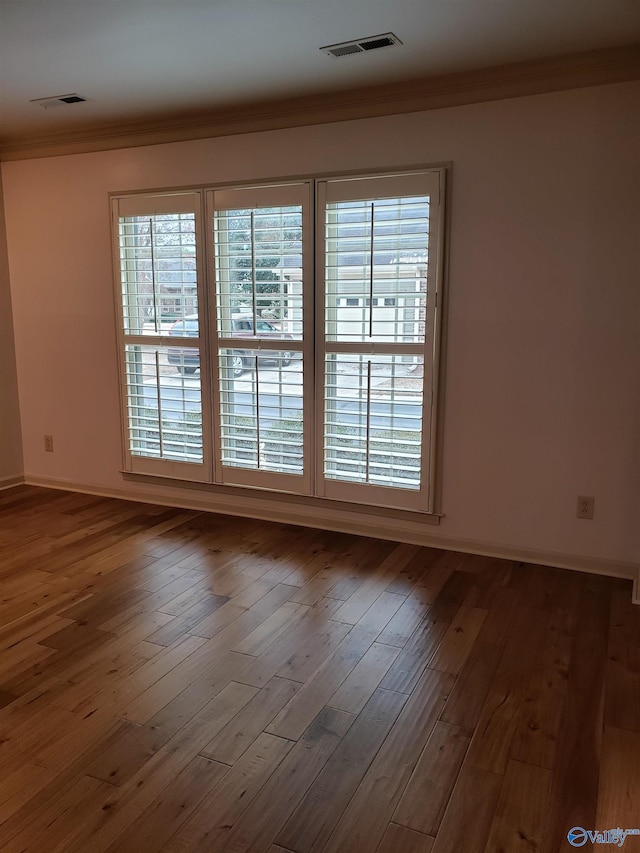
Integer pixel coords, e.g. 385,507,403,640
112,190,213,482
205,182,315,495
111,166,447,515
314,171,444,513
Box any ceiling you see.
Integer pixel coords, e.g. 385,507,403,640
1,0,639,145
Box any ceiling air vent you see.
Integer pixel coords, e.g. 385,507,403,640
30,93,88,110
321,33,402,58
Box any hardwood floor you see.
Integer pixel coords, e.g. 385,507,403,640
0,485,639,852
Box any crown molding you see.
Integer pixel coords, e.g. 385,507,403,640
1,43,639,162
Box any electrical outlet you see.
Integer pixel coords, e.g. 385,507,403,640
577,495,594,519
44,434,54,452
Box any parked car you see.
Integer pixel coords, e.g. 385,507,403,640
167,313,293,376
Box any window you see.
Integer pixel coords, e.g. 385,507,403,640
115,192,210,481
113,169,445,512
317,172,440,512
209,183,313,495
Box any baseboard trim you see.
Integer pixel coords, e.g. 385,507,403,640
0,475,25,491
24,473,638,583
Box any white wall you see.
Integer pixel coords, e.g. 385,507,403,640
2,80,639,568
0,170,23,484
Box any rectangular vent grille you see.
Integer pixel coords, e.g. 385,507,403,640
30,93,88,109
331,44,364,57
361,37,396,51
321,33,402,58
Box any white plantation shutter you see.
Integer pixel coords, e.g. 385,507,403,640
323,353,425,489
114,192,211,480
207,183,314,494
113,171,445,513
317,172,443,512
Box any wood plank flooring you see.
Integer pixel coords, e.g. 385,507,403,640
1,485,639,852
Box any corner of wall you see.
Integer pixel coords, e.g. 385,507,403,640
0,167,24,483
